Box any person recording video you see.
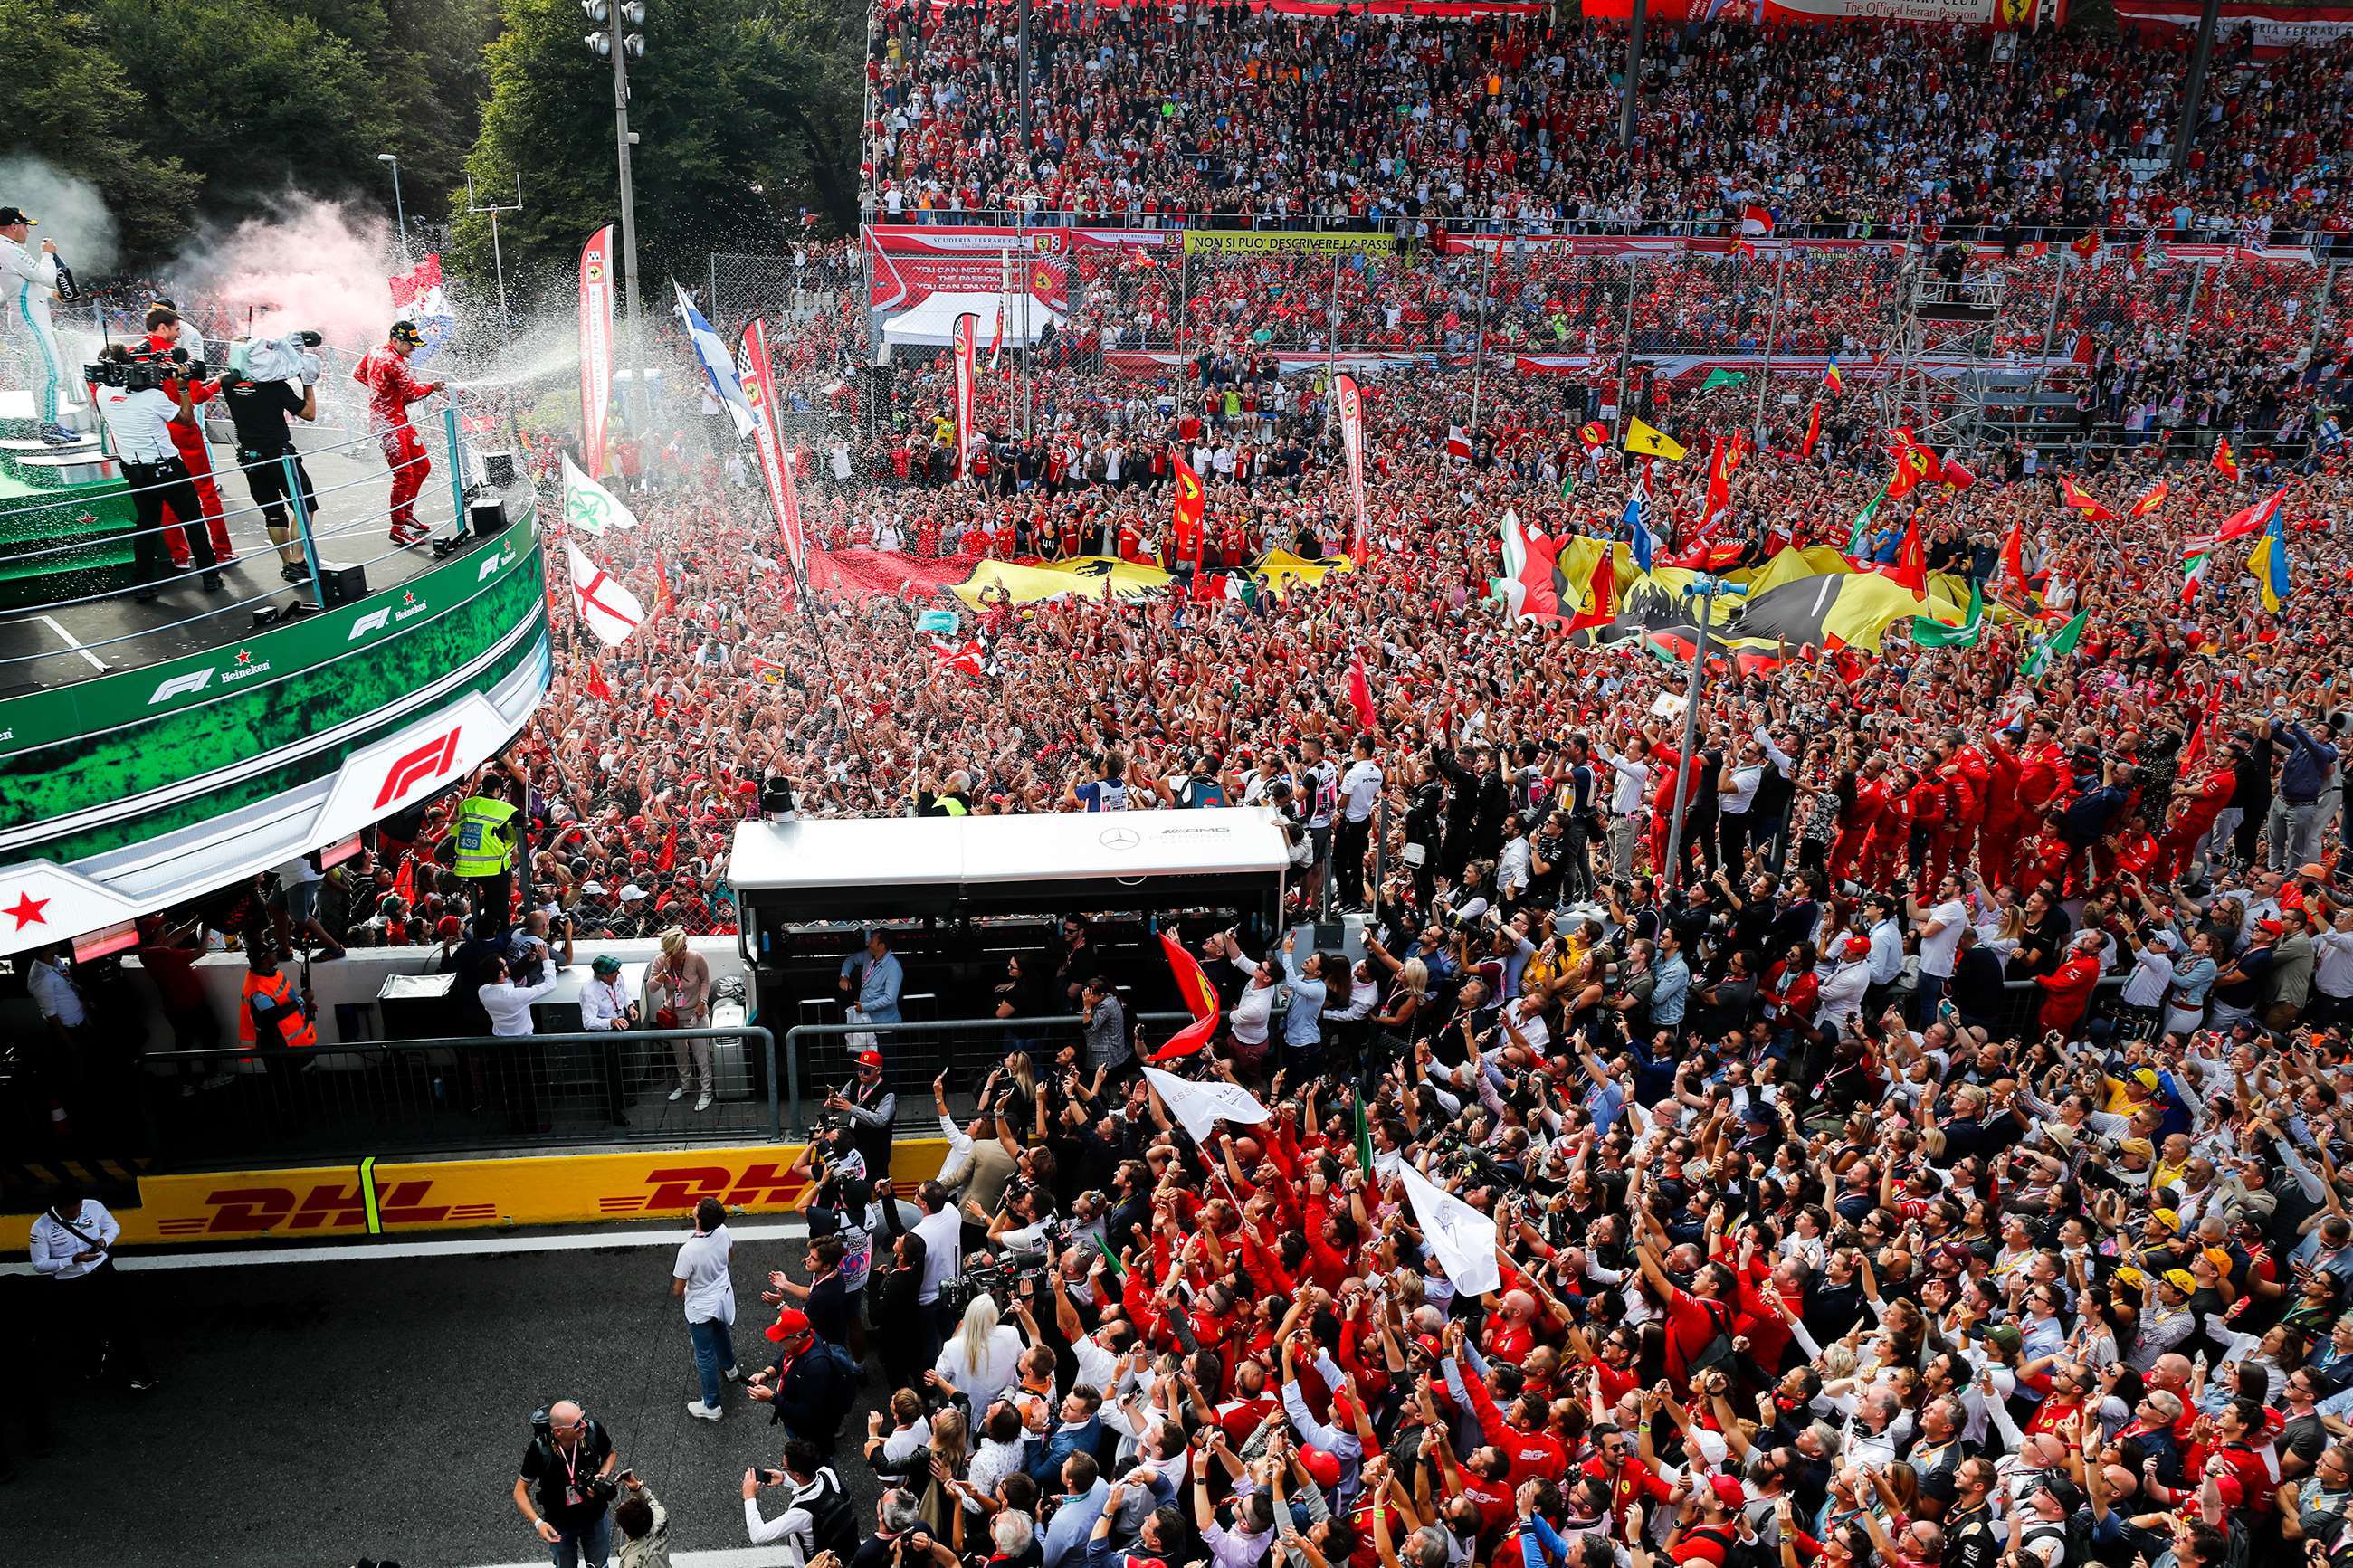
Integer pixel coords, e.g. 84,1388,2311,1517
142,306,235,567
222,337,321,584
0,205,77,445
89,344,223,600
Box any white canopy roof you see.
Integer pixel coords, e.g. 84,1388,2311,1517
729,808,1290,898
881,292,1066,349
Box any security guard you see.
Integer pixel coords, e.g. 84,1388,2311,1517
917,768,972,816
238,942,317,1060
453,777,522,922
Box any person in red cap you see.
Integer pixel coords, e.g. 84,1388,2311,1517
351,318,445,546
745,1304,857,1454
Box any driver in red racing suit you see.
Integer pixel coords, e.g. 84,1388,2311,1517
351,318,443,545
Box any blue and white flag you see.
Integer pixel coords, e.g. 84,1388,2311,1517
672,281,756,440
1624,469,1655,574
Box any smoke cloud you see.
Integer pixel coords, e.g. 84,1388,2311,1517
0,156,121,274
169,193,397,353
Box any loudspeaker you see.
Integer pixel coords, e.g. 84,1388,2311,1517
470,499,513,539
318,564,368,606
481,451,517,486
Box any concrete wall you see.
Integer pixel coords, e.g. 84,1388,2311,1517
123,936,754,1050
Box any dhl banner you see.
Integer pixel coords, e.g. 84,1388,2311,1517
0,1139,950,1251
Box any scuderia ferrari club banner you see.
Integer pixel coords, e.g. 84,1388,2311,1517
954,312,977,480
866,226,1071,315
1335,374,1370,565
578,225,616,479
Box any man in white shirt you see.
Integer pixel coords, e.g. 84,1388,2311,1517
1907,871,1971,1026
580,955,639,1031
479,952,561,1037
1594,735,1652,880
1333,734,1383,910
903,1179,965,1347
29,1185,157,1391
674,1197,739,1420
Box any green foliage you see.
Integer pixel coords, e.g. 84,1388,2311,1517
452,0,862,296
0,2,201,253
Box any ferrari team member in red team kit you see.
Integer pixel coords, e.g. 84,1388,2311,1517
143,305,235,569
353,318,443,546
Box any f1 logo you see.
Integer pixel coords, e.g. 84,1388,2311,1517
372,728,462,809
478,554,506,582
348,608,393,641
148,669,214,706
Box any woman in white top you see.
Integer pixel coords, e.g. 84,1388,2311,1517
931,1292,1027,1405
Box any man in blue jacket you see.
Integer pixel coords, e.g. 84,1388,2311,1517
1025,1383,1107,1487
746,1308,856,1454
2267,721,2339,873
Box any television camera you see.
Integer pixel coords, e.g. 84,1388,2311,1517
84,344,209,392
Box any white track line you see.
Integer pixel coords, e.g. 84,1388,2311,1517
36,613,107,670
0,1217,809,1276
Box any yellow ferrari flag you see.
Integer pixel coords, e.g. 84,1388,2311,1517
1624,417,1687,462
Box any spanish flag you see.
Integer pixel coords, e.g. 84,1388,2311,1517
1823,356,1843,396
1624,417,1686,462
2214,437,2239,480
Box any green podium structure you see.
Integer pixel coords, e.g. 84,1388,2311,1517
0,388,138,608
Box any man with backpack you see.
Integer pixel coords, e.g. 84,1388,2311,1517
745,1307,857,1454
743,1436,861,1561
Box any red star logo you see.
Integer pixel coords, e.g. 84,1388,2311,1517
4,892,50,930
403,591,416,605
76,513,97,527
235,649,252,666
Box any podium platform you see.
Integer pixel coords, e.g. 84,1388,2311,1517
0,390,138,609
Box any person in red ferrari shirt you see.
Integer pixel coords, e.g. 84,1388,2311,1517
351,318,444,546
1439,1320,1567,1485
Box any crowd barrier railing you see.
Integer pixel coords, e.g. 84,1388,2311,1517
116,976,2148,1170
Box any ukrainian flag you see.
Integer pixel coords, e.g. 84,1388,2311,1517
2248,514,2291,613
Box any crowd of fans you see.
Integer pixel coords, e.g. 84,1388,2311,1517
35,10,2353,1564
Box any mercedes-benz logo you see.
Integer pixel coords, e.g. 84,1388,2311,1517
1099,826,1140,851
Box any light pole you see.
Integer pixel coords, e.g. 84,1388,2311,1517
376,153,410,268
585,2,647,425
465,172,525,335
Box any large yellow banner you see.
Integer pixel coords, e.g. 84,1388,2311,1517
1181,229,1398,256
0,1139,950,1250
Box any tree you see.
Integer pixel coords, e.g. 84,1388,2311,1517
88,0,401,217
452,0,861,299
0,2,201,261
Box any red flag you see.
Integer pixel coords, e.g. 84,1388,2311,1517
2129,480,2170,519
1998,518,2025,594
1700,436,1738,529
2179,682,2224,776
1150,930,1222,1061
1347,656,1377,733
585,659,613,702
2213,437,2239,480
1578,421,1610,450
649,549,675,621
392,855,415,908
1939,453,1977,492
2069,229,2103,261
657,823,677,872
2184,486,2287,554
1170,453,1205,571
2057,474,2117,522
1885,432,1935,499
1567,546,1616,632
1889,516,1928,601
1799,401,1821,461
929,637,986,680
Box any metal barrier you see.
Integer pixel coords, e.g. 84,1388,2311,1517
779,1012,1195,1138
133,1026,777,1165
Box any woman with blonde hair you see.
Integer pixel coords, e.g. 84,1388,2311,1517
930,1290,1026,1405
646,927,715,1110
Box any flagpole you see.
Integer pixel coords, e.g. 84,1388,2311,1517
1661,575,1719,898
1471,241,1491,440
1753,250,1786,446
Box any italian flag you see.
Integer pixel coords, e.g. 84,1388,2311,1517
2021,609,2088,679
2180,551,2211,606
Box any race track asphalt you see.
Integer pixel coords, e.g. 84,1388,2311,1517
1,1224,900,1568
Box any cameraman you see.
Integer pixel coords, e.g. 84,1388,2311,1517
512,1399,620,1567
89,344,224,599
221,338,320,584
